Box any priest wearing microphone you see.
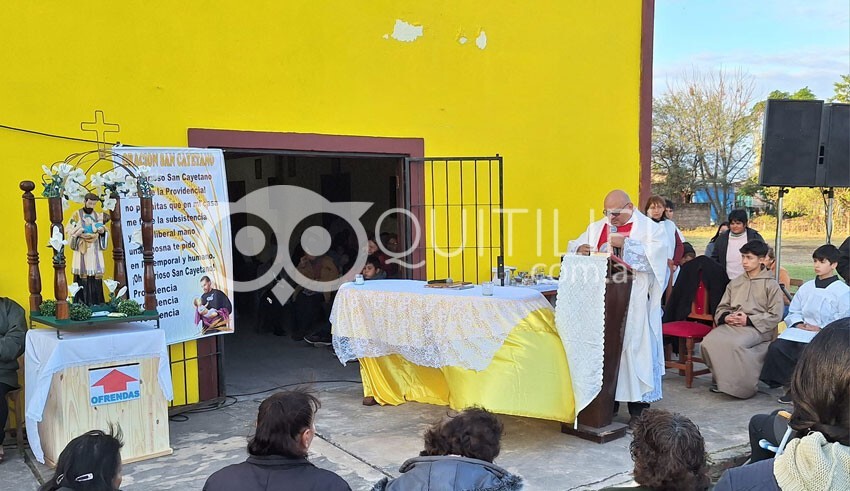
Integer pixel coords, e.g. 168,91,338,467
569,189,668,426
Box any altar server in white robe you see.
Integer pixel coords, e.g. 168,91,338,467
570,190,668,422
760,244,850,402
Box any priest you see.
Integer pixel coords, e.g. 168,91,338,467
569,189,668,425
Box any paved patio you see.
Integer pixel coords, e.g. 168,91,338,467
2,330,786,490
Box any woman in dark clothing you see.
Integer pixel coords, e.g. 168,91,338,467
715,318,850,490
709,210,765,280
39,429,124,491
373,407,523,491
0,297,26,463
838,236,849,284
703,221,728,258
204,390,350,491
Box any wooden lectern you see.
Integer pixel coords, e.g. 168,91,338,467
561,256,633,443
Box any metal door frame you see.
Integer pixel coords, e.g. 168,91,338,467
403,155,504,284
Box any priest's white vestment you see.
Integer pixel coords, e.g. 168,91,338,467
568,210,668,403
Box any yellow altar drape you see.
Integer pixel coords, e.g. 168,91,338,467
359,308,576,423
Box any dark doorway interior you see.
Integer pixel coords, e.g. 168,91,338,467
220,152,402,395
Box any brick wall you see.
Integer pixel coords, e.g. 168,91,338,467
675,203,712,229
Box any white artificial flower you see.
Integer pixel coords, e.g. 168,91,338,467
48,226,67,252
104,279,119,293
116,286,127,298
61,198,70,210
106,170,122,185
124,175,138,192
136,166,151,177
64,182,86,203
68,282,82,298
103,196,117,211
57,163,73,177
69,168,86,184
90,172,106,188
42,164,53,176
130,229,143,248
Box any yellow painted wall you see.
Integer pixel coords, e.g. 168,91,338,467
1,1,646,403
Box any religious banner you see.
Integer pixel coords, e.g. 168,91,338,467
114,147,234,344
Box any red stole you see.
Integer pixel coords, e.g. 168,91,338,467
596,222,634,250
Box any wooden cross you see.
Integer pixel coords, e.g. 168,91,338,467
81,110,120,157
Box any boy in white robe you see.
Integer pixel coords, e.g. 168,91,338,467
760,244,850,403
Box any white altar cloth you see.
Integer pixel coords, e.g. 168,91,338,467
555,254,608,421
25,324,173,463
331,279,552,371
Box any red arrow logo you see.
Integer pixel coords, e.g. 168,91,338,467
93,369,138,394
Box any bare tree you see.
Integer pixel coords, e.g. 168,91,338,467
653,69,758,220
651,98,700,203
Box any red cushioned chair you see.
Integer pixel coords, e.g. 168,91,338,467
663,278,714,388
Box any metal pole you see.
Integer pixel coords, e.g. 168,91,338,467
497,155,505,286
825,188,835,244
774,187,786,282
403,158,412,275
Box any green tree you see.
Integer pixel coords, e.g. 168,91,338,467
830,74,850,103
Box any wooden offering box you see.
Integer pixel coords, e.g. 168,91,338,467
39,356,172,466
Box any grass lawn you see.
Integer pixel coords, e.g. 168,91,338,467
682,229,822,283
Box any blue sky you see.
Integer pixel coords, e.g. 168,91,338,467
654,0,849,100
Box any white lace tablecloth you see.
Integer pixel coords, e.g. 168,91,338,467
25,324,173,463
331,280,553,371
555,255,608,422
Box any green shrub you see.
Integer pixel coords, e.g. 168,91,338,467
69,303,92,321
39,299,57,317
116,299,143,316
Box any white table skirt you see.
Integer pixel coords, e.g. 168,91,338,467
330,279,552,371
25,324,173,463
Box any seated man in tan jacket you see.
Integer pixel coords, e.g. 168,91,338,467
702,240,784,399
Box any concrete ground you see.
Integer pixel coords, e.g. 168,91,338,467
3,328,788,490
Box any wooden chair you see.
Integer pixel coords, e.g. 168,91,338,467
3,356,25,451
663,278,714,388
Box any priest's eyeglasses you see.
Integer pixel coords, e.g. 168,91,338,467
604,208,626,217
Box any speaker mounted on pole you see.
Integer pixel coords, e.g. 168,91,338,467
760,99,850,188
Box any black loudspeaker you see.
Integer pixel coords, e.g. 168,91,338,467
759,99,823,187
760,100,850,188
818,103,850,188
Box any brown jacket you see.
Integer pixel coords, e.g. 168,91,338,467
702,268,785,398
295,255,339,303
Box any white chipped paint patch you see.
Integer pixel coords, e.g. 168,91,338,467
458,36,468,45
390,19,423,42
476,30,487,49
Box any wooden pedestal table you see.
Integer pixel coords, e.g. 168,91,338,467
25,323,173,465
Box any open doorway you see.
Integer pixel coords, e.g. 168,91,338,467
221,151,404,394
